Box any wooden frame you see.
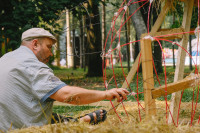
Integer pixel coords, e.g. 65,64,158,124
110,0,196,122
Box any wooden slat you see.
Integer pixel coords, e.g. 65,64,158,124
109,52,142,114
168,0,194,124
142,28,185,41
149,0,171,35
178,0,198,6
141,39,156,117
152,74,200,99
122,51,142,89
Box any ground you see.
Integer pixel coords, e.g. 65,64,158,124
9,101,200,133
8,67,200,132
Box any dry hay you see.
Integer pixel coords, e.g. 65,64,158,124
8,101,200,133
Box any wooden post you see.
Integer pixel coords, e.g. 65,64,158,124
149,0,171,35
141,39,156,117
122,51,141,88
168,0,194,124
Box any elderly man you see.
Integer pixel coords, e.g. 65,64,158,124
0,28,128,131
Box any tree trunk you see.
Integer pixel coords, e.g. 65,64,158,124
102,0,106,52
0,30,3,57
153,42,163,73
102,0,106,69
172,44,175,69
124,7,130,71
139,0,163,73
152,0,163,73
129,0,147,72
55,35,60,67
72,16,77,69
79,14,83,68
66,9,74,68
82,15,86,71
86,0,102,77
129,0,147,42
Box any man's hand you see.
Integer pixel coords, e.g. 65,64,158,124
105,88,129,102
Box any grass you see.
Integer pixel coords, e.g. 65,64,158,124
9,66,200,133
53,105,102,116
52,66,199,115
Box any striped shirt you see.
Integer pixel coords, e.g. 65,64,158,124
0,46,66,131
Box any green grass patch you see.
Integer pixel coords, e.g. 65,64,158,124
53,105,102,116
53,66,198,104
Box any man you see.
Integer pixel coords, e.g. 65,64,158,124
0,28,129,131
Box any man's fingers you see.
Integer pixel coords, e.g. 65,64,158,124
116,88,128,101
113,91,120,102
106,88,129,101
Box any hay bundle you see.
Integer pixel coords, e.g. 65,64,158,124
9,101,200,133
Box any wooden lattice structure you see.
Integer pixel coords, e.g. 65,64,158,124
111,0,199,124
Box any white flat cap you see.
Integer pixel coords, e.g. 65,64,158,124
21,28,57,43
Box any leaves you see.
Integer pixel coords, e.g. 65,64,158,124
0,0,89,53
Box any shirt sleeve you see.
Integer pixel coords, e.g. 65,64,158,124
29,63,66,103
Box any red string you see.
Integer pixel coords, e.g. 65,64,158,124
122,1,149,29
176,90,184,126
130,0,148,5
154,37,170,123
147,2,152,34
103,0,200,125
157,38,199,126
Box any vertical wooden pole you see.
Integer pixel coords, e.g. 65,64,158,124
141,39,156,117
149,0,171,35
168,0,194,124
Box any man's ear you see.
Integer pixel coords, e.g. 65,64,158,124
32,39,39,50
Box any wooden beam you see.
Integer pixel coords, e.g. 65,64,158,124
149,0,171,35
141,39,156,117
152,74,200,99
178,0,198,6
109,52,142,114
122,51,142,89
142,28,185,41
168,0,194,124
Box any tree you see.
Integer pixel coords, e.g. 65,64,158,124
151,1,163,73
129,0,147,72
0,0,85,56
86,0,102,77
129,0,163,73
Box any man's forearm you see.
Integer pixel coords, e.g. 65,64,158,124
63,87,107,105
50,86,107,105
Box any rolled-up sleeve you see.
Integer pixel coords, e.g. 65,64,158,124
29,63,66,102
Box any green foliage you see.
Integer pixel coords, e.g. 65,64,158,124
53,66,198,103
171,2,198,29
0,0,88,53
